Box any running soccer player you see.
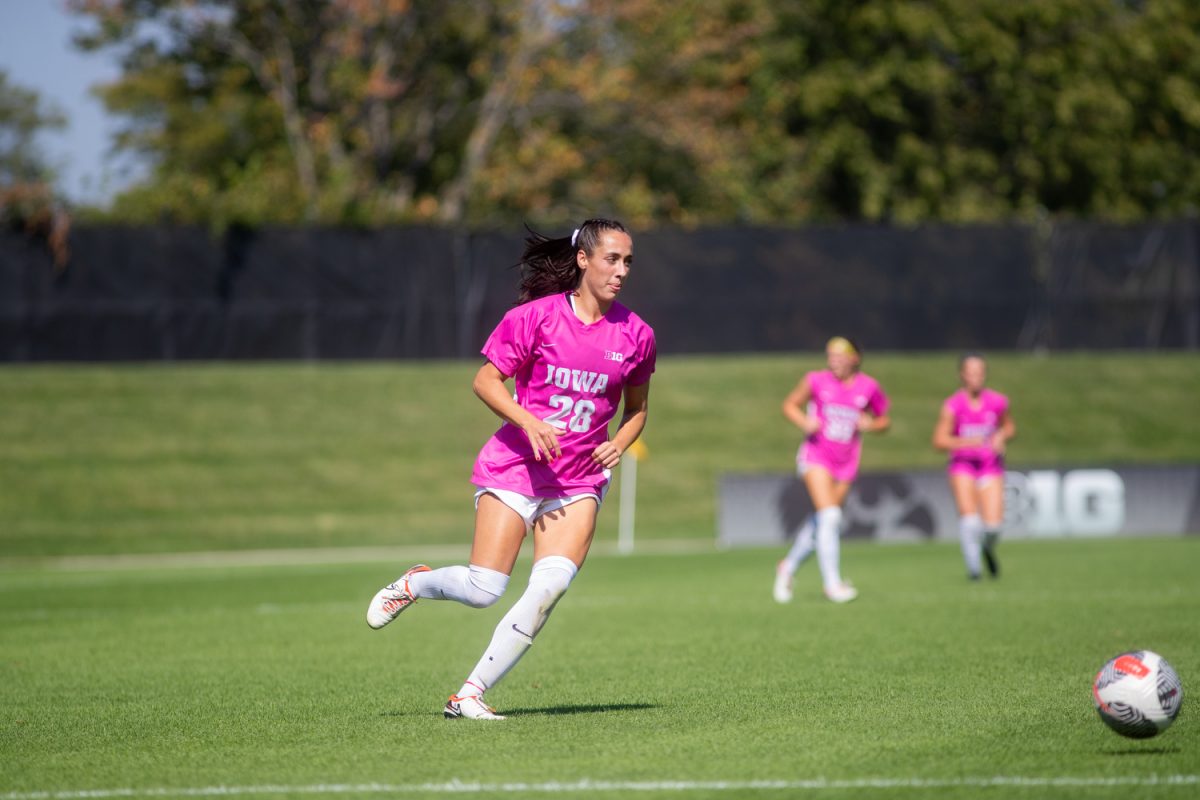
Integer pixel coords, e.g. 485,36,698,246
773,337,890,604
932,353,1016,580
365,218,655,721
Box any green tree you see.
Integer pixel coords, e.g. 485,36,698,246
70,0,593,227
0,69,70,264
0,69,66,187
718,0,1200,222
590,0,1200,223
70,0,1200,227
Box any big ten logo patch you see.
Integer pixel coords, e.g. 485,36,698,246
1004,469,1125,535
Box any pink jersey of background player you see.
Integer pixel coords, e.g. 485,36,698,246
798,369,890,482
942,388,1010,478
472,292,656,498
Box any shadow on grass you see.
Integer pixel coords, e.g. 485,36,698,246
1101,745,1182,756
380,702,657,719
505,702,657,717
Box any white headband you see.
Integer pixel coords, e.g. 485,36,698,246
571,228,580,247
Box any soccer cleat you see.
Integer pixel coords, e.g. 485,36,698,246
444,694,505,721
366,564,431,629
982,533,1000,578
773,560,794,604
823,582,858,604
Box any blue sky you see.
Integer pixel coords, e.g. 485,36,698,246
0,0,139,205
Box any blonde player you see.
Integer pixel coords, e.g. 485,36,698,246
366,219,655,720
933,353,1015,579
773,337,890,604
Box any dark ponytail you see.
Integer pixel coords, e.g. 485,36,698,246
516,217,629,303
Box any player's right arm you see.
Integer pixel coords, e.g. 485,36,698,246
931,405,956,452
473,361,562,462
931,404,981,452
782,375,820,435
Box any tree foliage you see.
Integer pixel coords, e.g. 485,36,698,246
737,0,1200,222
0,69,67,186
0,70,70,264
70,0,1200,227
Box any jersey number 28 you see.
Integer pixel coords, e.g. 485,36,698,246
545,395,596,433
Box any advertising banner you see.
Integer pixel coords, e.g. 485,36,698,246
717,465,1200,548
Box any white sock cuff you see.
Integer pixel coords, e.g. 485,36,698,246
816,506,843,527
961,513,983,529
531,555,578,583
467,564,510,598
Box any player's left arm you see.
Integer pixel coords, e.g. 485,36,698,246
858,386,891,434
592,380,650,469
990,408,1016,453
859,411,891,434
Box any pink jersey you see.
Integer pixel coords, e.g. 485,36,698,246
472,293,656,497
798,370,889,476
943,388,1009,466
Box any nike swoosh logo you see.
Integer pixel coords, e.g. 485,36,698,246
512,623,535,640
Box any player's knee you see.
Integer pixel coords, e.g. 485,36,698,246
464,564,509,609
816,506,843,531
529,555,577,605
537,575,571,606
463,586,501,609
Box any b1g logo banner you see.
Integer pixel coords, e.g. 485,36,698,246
717,465,1200,547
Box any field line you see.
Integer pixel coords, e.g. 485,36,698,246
0,539,719,573
2,775,1197,798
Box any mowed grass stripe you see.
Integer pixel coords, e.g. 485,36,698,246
3,541,1197,800
3,774,1199,799
2,353,1197,557
0,540,716,573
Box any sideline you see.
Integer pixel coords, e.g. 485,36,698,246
0,539,720,573
1,775,1197,799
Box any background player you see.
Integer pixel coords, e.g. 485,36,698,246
773,337,890,604
932,353,1016,580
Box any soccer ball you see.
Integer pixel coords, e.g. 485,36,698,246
1092,650,1183,738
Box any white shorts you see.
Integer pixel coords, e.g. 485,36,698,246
474,485,606,530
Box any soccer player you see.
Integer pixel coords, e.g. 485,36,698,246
773,337,890,604
365,218,656,721
932,353,1016,580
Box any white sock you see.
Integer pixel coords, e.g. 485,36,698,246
815,506,844,590
408,564,508,608
459,555,578,697
781,515,816,574
960,514,983,576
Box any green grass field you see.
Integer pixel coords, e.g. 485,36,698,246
2,353,1198,558
2,354,1198,799
2,539,1197,799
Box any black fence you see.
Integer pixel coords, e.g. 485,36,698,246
2,221,1197,361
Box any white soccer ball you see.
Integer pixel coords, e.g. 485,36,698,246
1092,650,1183,738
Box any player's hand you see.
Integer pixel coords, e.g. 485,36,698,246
591,441,622,469
857,416,874,432
990,432,1007,455
802,417,822,435
523,420,562,462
